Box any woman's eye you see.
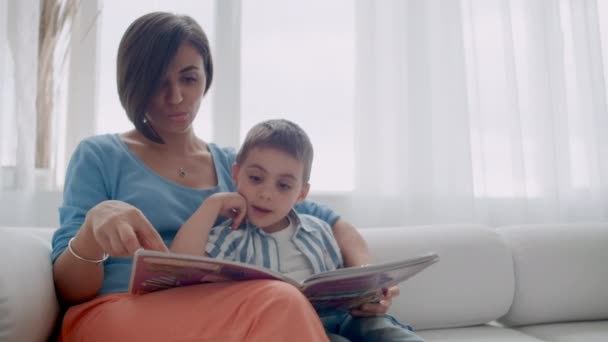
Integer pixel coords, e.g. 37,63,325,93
155,80,169,94
183,76,198,83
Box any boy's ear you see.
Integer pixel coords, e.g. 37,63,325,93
296,183,310,204
231,163,240,184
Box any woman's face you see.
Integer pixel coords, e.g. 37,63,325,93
146,42,206,137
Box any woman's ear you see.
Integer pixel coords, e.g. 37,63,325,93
296,183,310,204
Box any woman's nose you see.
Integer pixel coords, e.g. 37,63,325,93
167,84,183,104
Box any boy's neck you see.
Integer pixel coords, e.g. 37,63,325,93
258,215,291,234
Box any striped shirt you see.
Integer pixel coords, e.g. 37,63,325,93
206,210,343,274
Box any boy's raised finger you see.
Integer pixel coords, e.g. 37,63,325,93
231,209,247,229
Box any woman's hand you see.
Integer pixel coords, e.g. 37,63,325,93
85,200,169,257
349,286,400,317
208,192,248,229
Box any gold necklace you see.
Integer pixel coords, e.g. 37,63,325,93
178,167,187,178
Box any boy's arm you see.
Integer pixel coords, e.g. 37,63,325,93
332,219,370,267
171,193,247,255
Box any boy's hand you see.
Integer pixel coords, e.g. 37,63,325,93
349,286,400,317
210,192,248,229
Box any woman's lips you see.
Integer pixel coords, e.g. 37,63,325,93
168,112,188,121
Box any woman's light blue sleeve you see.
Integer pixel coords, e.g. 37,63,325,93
51,140,110,262
294,200,341,227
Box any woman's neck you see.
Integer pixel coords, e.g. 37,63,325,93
128,129,207,157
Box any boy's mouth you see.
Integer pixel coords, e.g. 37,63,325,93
251,205,272,214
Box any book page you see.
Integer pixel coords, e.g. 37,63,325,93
129,250,299,294
301,253,439,313
303,253,438,283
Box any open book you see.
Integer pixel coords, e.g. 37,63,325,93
128,250,439,313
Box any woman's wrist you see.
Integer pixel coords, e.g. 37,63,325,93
68,237,109,264
71,219,106,261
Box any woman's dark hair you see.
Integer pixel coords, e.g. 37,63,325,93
117,12,213,143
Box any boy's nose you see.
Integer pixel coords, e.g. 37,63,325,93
258,190,272,200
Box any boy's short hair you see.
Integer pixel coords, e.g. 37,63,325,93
236,119,313,183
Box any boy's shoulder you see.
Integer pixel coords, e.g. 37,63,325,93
294,212,333,232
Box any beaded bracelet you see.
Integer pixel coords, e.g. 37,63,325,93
68,237,109,264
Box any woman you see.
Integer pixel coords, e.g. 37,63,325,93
52,12,397,341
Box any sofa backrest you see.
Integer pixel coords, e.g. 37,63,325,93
497,223,608,326
359,224,515,330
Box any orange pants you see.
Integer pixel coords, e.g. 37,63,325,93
60,280,329,342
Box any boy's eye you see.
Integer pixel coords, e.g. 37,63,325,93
249,175,262,183
278,183,292,190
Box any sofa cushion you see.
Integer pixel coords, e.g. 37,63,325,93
359,225,514,330
0,228,59,342
497,223,608,326
418,325,546,341
516,321,608,342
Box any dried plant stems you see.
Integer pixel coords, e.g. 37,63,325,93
36,0,80,168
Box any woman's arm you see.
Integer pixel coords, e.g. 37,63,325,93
52,140,167,304
332,218,370,267
54,200,168,303
53,217,105,303
52,141,108,303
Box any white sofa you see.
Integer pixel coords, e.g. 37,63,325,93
1,223,606,341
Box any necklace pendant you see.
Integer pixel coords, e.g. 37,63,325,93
178,167,187,178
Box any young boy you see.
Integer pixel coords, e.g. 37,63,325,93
171,119,423,342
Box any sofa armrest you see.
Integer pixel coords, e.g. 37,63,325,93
0,228,59,341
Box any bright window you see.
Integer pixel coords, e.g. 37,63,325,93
241,0,355,192
95,0,356,193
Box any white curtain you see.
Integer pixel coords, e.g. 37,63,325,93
0,0,39,190
352,0,608,227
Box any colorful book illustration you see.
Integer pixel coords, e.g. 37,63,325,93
128,249,440,313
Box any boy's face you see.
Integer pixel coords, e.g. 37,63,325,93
232,147,310,233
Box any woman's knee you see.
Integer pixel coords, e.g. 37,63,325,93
248,280,311,309
238,281,328,341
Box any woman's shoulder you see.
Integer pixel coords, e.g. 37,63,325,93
76,133,124,155
208,143,237,167
67,134,128,172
